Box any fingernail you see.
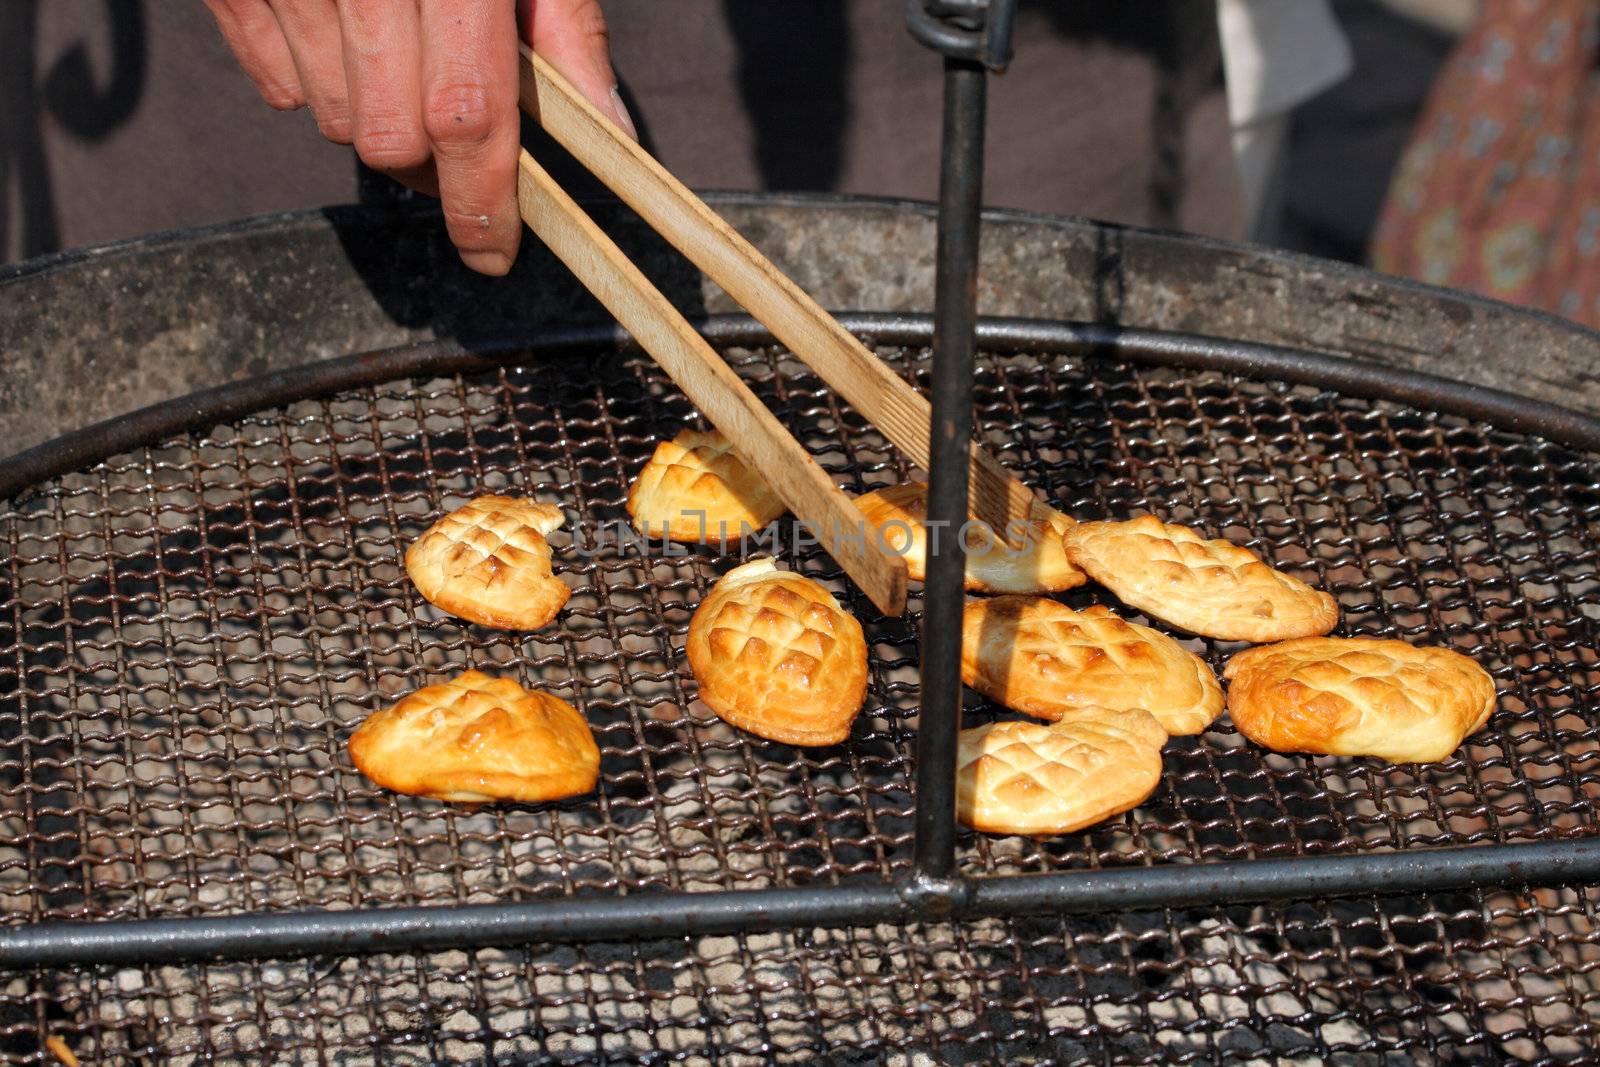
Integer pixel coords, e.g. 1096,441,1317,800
609,86,639,142
461,249,513,277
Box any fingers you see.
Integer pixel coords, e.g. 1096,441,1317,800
267,0,352,142
339,0,435,193
202,0,305,111
518,0,636,140
208,0,532,275
420,0,523,275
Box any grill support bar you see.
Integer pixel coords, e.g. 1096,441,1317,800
6,839,1599,968
912,55,989,889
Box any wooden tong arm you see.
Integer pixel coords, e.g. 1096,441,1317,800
516,149,908,615
517,47,1037,540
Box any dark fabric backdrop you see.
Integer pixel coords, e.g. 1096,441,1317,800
2,0,1242,266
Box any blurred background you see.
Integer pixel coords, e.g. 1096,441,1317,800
10,0,1592,327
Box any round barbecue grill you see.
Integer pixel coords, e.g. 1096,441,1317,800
7,7,1600,1064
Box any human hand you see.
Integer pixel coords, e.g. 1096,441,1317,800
202,0,636,276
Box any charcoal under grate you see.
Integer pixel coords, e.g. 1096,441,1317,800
3,320,1599,1063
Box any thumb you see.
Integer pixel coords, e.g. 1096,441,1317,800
518,0,638,141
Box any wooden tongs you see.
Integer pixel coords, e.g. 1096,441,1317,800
515,48,1036,616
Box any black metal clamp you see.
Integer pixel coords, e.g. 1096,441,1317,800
904,0,1019,70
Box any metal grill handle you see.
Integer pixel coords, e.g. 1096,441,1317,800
909,0,1018,898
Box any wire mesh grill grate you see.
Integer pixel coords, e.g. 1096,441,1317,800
3,332,1600,1061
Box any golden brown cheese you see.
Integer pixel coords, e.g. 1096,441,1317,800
961,596,1222,735
956,708,1166,835
686,559,868,746
348,670,599,803
405,495,571,630
1224,637,1496,763
855,481,1086,594
627,429,785,544
1064,515,1338,642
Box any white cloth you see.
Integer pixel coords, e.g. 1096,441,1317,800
1216,0,1353,234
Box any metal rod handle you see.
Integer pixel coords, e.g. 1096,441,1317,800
911,58,989,888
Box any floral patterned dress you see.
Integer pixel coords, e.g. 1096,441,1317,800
1371,0,1600,327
